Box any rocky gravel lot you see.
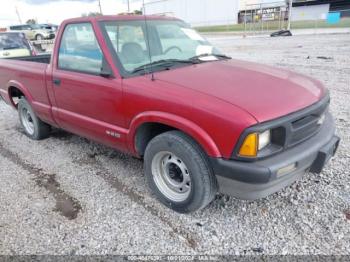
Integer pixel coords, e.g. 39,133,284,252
0,33,349,256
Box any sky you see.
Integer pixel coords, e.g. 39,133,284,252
0,0,144,27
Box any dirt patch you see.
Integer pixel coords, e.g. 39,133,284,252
34,173,82,220
0,141,82,220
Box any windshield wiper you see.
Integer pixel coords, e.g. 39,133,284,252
131,55,231,74
190,53,232,61
131,59,198,74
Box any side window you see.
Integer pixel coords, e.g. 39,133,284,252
58,23,103,74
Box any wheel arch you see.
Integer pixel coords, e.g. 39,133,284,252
128,111,222,158
6,81,34,109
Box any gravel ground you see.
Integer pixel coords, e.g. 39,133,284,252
0,33,349,256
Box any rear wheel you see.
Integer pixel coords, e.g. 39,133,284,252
35,34,44,41
144,131,218,213
18,98,51,140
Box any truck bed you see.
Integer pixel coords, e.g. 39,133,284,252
0,53,51,116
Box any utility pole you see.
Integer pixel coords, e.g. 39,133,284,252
15,6,22,24
287,0,293,30
244,2,247,36
127,0,130,13
98,0,103,15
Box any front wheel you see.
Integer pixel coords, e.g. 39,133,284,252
18,98,51,140
144,131,218,213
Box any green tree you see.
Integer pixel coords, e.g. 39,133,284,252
26,19,37,25
81,12,102,17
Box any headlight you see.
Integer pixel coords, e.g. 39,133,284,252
238,130,271,157
258,130,271,150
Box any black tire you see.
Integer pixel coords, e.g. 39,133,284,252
18,98,51,140
35,34,44,40
144,130,218,213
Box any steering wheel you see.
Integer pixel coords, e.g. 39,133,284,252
164,46,182,54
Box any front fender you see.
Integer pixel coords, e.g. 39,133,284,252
127,111,222,158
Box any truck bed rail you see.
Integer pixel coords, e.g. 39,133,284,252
6,54,51,64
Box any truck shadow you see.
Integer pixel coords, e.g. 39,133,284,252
50,128,74,140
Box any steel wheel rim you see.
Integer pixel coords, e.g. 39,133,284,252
151,151,191,202
21,107,35,135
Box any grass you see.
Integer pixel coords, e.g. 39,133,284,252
195,18,350,33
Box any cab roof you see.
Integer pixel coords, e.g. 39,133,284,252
63,15,181,24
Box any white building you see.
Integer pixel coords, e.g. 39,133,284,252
144,0,334,26
144,0,290,26
144,0,240,26
292,3,330,21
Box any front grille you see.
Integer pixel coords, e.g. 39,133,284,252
285,98,328,147
288,111,326,147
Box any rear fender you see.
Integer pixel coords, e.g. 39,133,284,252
6,80,34,108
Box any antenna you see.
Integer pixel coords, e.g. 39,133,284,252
143,0,155,81
98,0,103,15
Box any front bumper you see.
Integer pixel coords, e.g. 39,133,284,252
210,112,340,200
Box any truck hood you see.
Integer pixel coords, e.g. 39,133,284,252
156,59,325,123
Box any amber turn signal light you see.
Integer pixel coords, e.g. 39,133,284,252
239,133,258,157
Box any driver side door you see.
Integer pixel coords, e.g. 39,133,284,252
51,22,127,150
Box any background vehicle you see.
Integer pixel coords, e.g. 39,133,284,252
38,24,59,32
0,15,339,213
9,24,55,40
0,32,36,58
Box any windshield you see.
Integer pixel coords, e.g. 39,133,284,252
101,19,224,75
0,33,30,50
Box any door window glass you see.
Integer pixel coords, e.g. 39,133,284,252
58,23,103,74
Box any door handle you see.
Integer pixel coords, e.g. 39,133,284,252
53,79,61,86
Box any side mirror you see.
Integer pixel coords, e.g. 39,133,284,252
100,67,113,78
100,57,114,78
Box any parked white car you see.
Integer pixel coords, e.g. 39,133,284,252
8,24,55,40
0,32,36,58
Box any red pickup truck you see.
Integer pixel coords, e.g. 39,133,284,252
0,15,339,213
